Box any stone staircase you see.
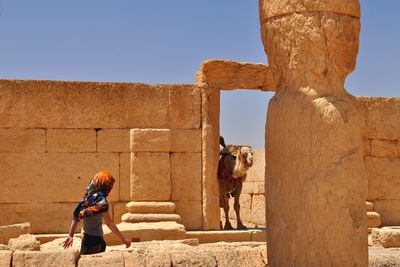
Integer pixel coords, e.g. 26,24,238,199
103,202,186,245
367,201,381,233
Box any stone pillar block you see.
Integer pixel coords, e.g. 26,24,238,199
97,129,130,152
171,153,201,201
0,129,45,152
130,153,171,201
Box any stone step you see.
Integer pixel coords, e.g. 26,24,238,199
121,213,181,223
367,211,381,228
366,201,374,212
103,221,186,245
126,201,176,214
186,228,266,244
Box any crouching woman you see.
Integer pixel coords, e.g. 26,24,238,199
63,171,131,254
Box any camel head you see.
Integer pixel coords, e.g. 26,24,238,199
239,146,254,169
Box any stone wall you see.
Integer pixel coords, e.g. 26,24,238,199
0,79,202,233
360,97,400,226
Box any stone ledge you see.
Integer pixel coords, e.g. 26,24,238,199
186,229,266,244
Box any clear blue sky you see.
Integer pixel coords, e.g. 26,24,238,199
1,1,399,148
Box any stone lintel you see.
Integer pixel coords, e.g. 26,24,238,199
196,59,275,91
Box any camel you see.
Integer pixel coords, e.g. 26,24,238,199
218,144,254,230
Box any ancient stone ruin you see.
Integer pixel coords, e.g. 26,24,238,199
1,0,400,266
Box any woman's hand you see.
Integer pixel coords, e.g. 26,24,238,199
62,236,73,249
123,237,131,248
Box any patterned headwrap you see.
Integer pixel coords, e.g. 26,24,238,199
73,171,115,222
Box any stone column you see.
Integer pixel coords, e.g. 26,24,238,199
260,1,368,266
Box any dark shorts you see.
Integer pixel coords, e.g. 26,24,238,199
80,234,106,255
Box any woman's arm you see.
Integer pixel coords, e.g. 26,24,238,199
63,220,78,249
103,211,131,248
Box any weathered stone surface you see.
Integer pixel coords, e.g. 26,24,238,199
103,222,186,245
126,202,176,214
41,237,81,251
366,157,400,200
0,222,30,245
0,251,12,267
259,0,360,20
97,129,130,152
174,200,202,230
367,212,381,228
0,203,80,234
171,153,201,201
169,85,201,129
79,251,124,267
119,153,131,201
371,139,398,158
8,234,40,251
241,182,254,194
261,1,366,265
0,129,45,152
372,200,400,226
372,227,400,248
364,139,371,156
12,249,79,267
0,80,171,129
360,97,400,140
227,194,252,226
366,201,374,212
251,195,266,226
369,247,400,266
0,152,120,203
246,149,265,182
171,249,217,266
124,250,172,267
130,153,171,201
212,246,267,267
47,129,96,152
121,213,181,223
196,60,274,91
199,86,220,230
131,129,201,152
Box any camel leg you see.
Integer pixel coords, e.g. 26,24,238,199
223,193,233,230
234,178,247,230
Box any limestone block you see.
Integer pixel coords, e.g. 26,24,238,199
254,182,265,194
174,200,202,230
169,85,201,129
171,250,217,266
126,202,176,214
97,129,130,152
112,202,129,224
8,234,40,251
372,227,400,248
196,60,274,91
372,200,400,226
119,153,131,201
371,139,398,158
0,203,80,234
251,195,266,226
367,212,381,228
12,249,79,267
366,157,400,200
131,129,201,152
369,251,400,267
47,129,96,152
260,0,360,20
0,222,30,245
79,251,124,267
361,97,400,140
124,250,172,267
103,222,186,245
171,153,201,201
211,246,267,267
0,129,45,152
0,80,170,129
40,237,81,251
0,152,119,203
241,182,254,194
246,149,265,182
121,213,181,223
251,229,267,242
366,201,374,212
130,153,171,201
0,251,12,267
